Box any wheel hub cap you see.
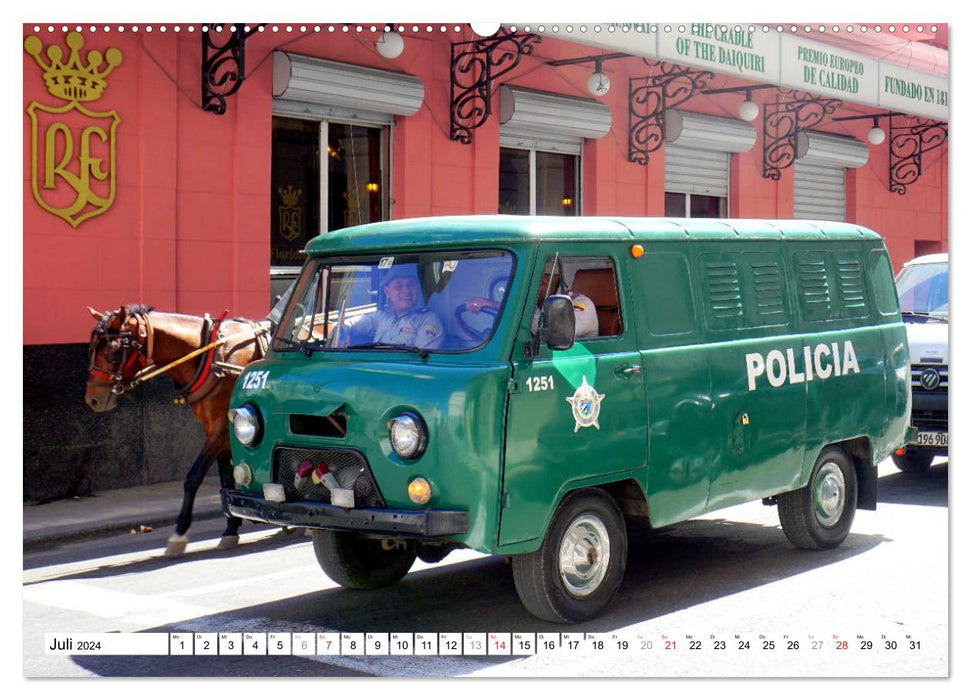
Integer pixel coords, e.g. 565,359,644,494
814,462,846,527
558,514,610,597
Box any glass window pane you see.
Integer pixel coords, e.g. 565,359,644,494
690,194,726,218
499,148,530,214
895,258,948,316
536,152,577,216
273,251,515,353
328,124,384,231
271,117,320,267
665,192,686,217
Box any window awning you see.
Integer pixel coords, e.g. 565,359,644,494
796,131,869,168
664,110,756,153
272,51,424,119
499,85,611,153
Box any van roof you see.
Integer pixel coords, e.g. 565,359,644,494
305,216,883,254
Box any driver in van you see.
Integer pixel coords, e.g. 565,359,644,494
341,266,445,349
465,273,599,338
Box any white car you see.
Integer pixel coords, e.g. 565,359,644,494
894,253,948,473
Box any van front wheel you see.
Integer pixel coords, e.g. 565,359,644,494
777,447,857,550
511,490,627,623
312,530,416,589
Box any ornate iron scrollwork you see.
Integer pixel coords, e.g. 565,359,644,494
202,24,261,114
628,62,714,165
762,90,841,180
889,116,948,195
450,30,541,144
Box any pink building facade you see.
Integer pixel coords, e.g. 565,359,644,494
22,22,949,498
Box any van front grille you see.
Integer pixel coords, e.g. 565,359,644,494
273,446,384,507
912,409,948,432
911,365,948,394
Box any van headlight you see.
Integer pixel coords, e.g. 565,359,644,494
388,412,427,459
231,405,263,447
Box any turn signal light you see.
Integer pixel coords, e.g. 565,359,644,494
408,477,432,505
233,461,252,487
631,244,645,258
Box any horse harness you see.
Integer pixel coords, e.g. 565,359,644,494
172,313,270,405
88,309,270,404
88,309,154,394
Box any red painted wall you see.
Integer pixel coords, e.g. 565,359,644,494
844,124,949,270
23,25,948,346
23,27,274,345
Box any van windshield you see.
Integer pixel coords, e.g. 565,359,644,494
272,250,514,354
895,261,948,321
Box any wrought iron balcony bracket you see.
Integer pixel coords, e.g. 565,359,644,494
762,90,841,180
450,30,541,144
202,24,262,115
628,62,714,165
889,116,948,195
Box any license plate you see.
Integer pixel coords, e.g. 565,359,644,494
913,431,948,447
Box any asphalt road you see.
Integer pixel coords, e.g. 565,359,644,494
22,458,949,679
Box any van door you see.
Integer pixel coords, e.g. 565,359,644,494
499,248,648,548
704,247,807,508
630,246,716,527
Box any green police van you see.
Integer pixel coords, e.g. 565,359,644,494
223,216,911,623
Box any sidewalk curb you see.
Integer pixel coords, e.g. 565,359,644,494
22,478,227,553
23,503,225,552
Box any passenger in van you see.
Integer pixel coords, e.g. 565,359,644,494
341,266,445,349
465,274,599,338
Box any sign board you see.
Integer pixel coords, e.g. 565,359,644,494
659,24,780,83
545,24,948,121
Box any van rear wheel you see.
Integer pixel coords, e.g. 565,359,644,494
312,530,416,589
777,447,857,550
511,489,627,623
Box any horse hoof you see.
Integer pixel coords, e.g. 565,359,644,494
164,535,188,557
217,535,240,550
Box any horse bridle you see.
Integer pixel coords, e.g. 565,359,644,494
87,311,154,396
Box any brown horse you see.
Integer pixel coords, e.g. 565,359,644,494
85,304,270,556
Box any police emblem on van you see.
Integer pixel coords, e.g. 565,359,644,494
565,376,605,432
745,340,860,391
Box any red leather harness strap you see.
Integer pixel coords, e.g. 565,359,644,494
185,311,227,395
173,310,230,405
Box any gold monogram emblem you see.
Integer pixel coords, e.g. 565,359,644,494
24,32,123,228
278,185,303,242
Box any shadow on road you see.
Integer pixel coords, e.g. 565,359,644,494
24,525,309,583
65,515,886,677
877,461,948,507
70,654,374,678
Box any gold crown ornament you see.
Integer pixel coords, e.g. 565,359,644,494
279,185,303,207
24,31,122,103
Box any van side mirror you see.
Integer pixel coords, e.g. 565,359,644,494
541,295,576,351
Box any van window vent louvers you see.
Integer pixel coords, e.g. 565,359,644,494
752,262,784,317
798,259,831,313
706,262,743,319
836,258,866,308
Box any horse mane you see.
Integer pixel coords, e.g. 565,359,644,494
126,303,155,316
93,303,155,333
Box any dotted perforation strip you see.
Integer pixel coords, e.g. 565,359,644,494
29,24,942,36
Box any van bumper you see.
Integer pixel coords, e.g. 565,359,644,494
221,489,469,538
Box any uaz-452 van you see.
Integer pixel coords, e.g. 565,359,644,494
893,253,948,472
223,216,910,622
